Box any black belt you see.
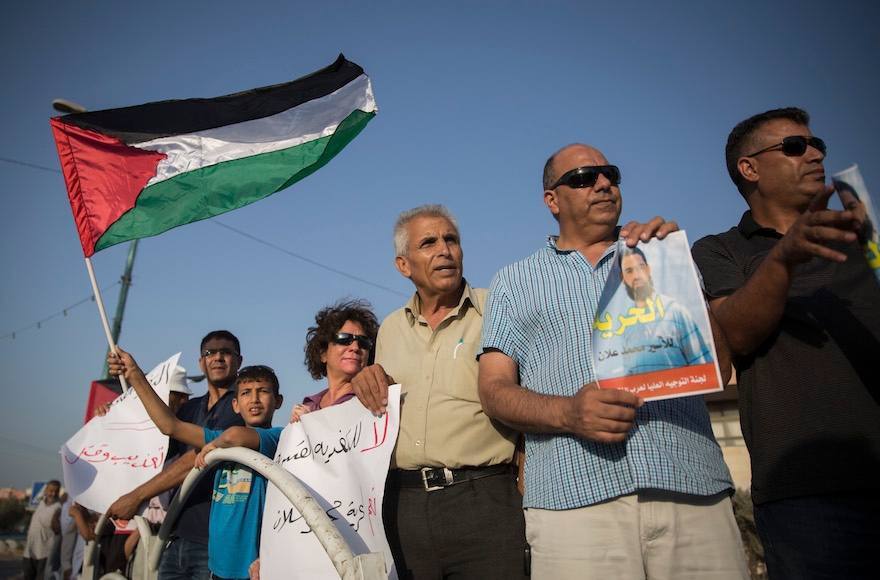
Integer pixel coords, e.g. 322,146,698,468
389,464,515,491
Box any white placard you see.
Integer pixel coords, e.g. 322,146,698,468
60,353,179,514
260,385,401,579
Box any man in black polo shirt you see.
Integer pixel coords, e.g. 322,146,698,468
692,107,880,579
106,330,245,580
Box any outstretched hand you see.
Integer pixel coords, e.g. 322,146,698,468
563,383,643,444
776,185,859,265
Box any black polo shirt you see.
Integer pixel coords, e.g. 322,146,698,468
168,388,245,544
692,211,880,505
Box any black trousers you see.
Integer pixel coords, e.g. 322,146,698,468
384,471,527,579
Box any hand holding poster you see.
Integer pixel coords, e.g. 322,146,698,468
260,385,401,580
592,231,723,400
60,353,180,514
832,164,880,286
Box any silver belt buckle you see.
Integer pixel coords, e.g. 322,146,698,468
421,467,454,491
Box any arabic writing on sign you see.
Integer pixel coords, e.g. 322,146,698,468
594,296,666,339
272,488,378,536
64,444,166,469
61,353,181,515
259,385,401,580
277,422,363,466
630,373,709,394
597,336,677,361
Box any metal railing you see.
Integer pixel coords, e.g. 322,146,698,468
84,446,386,580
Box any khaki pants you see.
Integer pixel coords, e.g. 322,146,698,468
525,490,749,580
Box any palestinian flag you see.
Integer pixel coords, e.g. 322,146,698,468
51,54,377,257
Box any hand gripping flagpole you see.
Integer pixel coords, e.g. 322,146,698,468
85,256,129,391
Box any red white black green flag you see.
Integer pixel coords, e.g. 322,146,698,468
51,54,377,257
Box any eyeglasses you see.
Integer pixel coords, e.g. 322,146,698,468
202,348,239,358
745,136,827,158
550,165,621,190
332,333,374,350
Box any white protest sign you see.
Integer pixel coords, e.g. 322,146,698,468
260,385,401,580
60,353,180,514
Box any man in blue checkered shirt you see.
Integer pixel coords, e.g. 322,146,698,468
478,143,748,580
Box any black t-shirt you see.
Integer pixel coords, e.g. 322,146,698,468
693,211,880,504
168,389,245,544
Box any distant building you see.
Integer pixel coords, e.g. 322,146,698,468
705,369,751,489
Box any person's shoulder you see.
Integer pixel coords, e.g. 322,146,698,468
176,393,207,418
693,212,752,249
378,305,409,334
692,226,743,262
179,392,208,407
693,226,740,246
257,426,284,455
493,246,550,282
465,283,487,303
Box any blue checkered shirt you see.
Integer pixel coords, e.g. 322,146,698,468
481,236,732,510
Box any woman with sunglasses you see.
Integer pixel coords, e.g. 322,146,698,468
291,299,380,422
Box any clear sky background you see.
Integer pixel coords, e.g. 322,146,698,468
1,0,877,490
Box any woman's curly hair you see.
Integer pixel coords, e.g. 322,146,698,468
304,299,380,380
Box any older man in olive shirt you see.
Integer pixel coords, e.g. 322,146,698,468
353,204,525,580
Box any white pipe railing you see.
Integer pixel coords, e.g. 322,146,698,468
146,446,386,580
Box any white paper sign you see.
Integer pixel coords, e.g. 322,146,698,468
60,353,179,514
260,385,401,580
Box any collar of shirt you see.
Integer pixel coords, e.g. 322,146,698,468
546,226,623,255
738,210,783,239
403,278,482,326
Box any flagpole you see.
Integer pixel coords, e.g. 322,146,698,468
84,257,129,391
54,98,134,391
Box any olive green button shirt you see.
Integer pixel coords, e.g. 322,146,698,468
376,281,518,470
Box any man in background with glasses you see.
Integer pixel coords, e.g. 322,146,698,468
105,330,246,580
693,108,880,579
353,204,526,579
479,143,747,579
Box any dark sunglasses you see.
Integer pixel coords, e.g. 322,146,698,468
332,333,374,350
550,165,621,189
745,135,826,158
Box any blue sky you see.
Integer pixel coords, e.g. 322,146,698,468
1,0,877,489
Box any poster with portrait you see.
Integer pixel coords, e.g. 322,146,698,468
832,164,880,287
259,385,401,580
592,231,723,401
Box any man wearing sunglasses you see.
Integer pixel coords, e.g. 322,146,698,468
478,143,748,579
693,107,880,579
105,330,246,580
352,204,526,579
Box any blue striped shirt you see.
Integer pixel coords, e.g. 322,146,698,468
481,237,732,510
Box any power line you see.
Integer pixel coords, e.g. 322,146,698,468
1,153,409,340
0,156,62,174
0,281,122,341
212,219,408,297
